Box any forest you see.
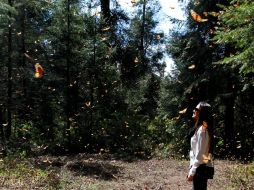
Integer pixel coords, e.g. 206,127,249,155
0,0,253,189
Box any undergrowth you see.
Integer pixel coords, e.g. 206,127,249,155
0,157,62,189
226,162,254,190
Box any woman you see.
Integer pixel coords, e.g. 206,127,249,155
187,102,214,190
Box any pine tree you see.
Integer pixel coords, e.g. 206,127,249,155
162,0,241,156
213,0,254,158
214,0,254,75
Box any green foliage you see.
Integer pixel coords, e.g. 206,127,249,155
0,157,65,189
145,115,190,158
214,0,254,75
0,0,166,156
0,0,253,161
162,0,254,159
211,0,254,158
0,1,17,29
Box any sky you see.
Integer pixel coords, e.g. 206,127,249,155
117,0,186,33
117,0,187,75
155,0,186,74
156,0,186,33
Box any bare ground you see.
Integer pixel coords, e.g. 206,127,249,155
0,154,253,190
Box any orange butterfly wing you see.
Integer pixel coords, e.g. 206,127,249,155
190,10,208,22
35,63,44,78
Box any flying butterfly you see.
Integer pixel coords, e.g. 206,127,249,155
134,57,139,64
190,10,208,22
179,108,187,114
209,11,220,17
101,26,110,31
188,64,196,70
203,12,208,17
85,101,91,107
131,0,138,5
34,63,44,78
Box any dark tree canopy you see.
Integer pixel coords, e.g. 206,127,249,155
0,0,252,161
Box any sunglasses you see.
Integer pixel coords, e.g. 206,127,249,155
193,108,200,112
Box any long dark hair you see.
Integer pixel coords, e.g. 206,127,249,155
196,105,214,154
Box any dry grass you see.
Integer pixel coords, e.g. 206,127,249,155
0,154,253,190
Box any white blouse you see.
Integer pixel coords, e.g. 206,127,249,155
188,125,211,177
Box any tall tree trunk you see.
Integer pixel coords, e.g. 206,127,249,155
0,105,5,150
66,0,71,146
224,96,236,155
100,0,110,24
21,7,26,96
20,6,28,121
140,0,146,67
140,0,146,51
6,0,13,139
223,77,237,156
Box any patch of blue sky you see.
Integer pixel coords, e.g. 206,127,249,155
116,0,188,75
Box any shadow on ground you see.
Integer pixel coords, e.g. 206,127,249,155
66,161,120,180
32,154,122,181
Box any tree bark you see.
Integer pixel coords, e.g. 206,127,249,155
20,5,28,121
0,105,4,142
100,0,110,24
66,0,71,146
141,0,146,52
224,96,236,155
6,0,13,139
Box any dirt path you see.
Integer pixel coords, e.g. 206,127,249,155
99,159,191,190
68,158,238,190
46,154,249,190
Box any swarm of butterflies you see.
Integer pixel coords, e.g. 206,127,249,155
190,1,240,23
190,9,220,23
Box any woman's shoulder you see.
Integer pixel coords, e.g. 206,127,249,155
197,125,208,133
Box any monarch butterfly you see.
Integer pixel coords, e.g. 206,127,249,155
179,108,187,114
190,10,208,22
34,63,44,78
188,64,196,70
131,0,138,4
85,101,91,107
203,12,208,17
101,37,108,42
134,57,139,64
210,11,219,17
101,26,110,31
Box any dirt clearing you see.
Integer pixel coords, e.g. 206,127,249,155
0,154,253,190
